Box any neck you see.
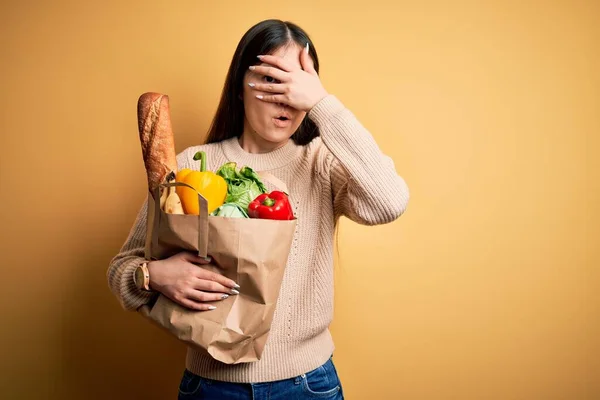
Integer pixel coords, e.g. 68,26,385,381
239,119,289,154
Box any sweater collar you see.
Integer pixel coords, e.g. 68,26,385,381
220,136,301,171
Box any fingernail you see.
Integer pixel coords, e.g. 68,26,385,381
248,82,255,87
233,283,241,289
208,306,217,310
256,95,263,99
221,294,229,299
249,66,256,70
231,289,240,295
257,55,264,59
305,42,309,54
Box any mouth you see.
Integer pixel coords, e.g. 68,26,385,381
272,116,292,128
274,112,292,121
272,112,292,127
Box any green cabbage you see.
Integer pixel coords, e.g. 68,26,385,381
211,203,249,218
216,162,267,211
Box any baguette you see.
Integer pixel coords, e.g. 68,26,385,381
137,92,178,199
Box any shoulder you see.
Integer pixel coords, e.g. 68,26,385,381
300,136,336,178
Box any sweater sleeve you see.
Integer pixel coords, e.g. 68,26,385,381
308,95,410,225
106,198,155,311
106,149,191,311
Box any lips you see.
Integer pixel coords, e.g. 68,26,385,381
272,111,292,127
272,117,291,128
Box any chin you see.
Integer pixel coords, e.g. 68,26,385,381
259,127,295,143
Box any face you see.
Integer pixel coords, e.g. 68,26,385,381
241,43,306,147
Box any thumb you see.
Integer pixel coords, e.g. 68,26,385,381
301,42,316,75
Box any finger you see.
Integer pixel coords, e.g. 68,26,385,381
186,289,230,302
193,278,239,295
172,291,218,311
180,298,218,311
248,82,286,93
249,65,289,82
256,94,289,105
184,252,212,265
194,268,240,289
300,42,317,75
256,54,295,72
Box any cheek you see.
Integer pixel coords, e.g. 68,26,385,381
242,82,255,105
294,114,307,129
243,88,266,122
242,72,264,106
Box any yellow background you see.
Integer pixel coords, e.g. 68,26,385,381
1,1,597,399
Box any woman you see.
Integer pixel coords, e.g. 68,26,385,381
108,19,409,399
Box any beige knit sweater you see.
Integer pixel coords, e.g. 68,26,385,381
107,94,409,383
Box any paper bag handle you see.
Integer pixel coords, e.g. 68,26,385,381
151,182,209,259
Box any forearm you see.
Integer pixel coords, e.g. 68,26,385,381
106,199,156,311
309,95,409,224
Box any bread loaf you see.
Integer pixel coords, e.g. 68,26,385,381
137,92,178,197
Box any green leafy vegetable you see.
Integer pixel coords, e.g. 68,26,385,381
211,203,249,218
239,166,267,193
216,162,267,210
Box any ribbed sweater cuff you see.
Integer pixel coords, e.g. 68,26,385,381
120,258,156,311
308,94,346,125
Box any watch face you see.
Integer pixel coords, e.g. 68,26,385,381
134,267,144,288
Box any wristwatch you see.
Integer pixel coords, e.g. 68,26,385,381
133,261,152,291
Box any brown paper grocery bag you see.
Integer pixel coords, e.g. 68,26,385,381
138,181,296,364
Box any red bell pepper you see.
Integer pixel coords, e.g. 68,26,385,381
248,191,294,220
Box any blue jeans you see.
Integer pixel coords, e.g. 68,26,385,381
178,357,344,399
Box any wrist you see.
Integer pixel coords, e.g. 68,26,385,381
307,91,329,112
133,261,154,292
146,260,161,291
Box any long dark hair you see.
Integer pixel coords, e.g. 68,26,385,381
205,19,320,146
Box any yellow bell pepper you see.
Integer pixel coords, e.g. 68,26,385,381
176,151,227,214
